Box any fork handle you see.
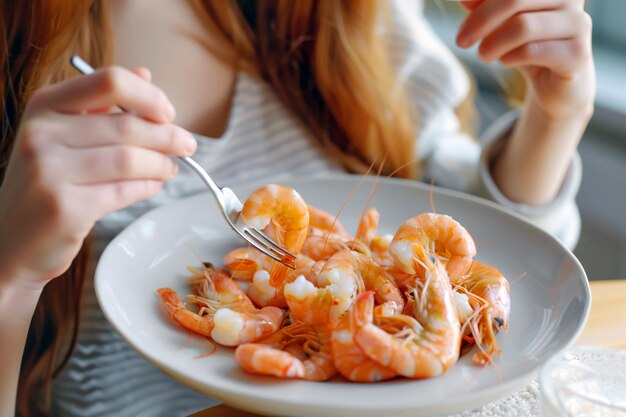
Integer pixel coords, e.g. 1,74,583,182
178,156,225,203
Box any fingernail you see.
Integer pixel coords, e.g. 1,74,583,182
183,133,197,155
166,101,176,120
457,33,471,48
170,161,180,177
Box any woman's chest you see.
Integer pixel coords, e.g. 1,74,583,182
108,0,236,138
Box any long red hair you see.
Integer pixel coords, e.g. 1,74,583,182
1,1,470,415
192,0,418,177
2,2,110,415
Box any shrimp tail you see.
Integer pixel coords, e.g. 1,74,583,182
235,344,305,379
211,306,285,346
157,288,214,337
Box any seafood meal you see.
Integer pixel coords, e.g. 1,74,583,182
157,184,511,382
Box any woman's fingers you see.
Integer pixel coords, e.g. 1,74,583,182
57,113,197,156
457,0,568,48
81,180,164,218
455,0,592,78
459,1,483,12
65,145,179,185
477,10,587,62
132,67,152,82
28,66,175,123
499,38,591,78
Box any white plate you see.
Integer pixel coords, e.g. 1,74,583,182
95,175,591,417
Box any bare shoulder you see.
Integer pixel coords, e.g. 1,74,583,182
109,0,237,137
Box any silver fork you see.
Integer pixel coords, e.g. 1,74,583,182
70,55,296,269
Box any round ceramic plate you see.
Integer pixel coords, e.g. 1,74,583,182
95,175,590,417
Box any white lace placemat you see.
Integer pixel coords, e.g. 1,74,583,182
445,382,540,417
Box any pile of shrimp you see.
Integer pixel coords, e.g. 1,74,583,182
157,184,510,382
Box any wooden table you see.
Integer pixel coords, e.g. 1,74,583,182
189,280,626,417
574,280,626,349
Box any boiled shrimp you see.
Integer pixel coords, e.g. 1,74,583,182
332,290,397,382
223,246,318,309
456,261,510,365
282,275,343,326
224,247,316,283
300,234,371,262
389,213,476,282
307,204,352,240
344,251,404,316
158,288,215,338
370,234,394,266
158,266,285,346
241,184,309,251
300,235,351,261
300,204,358,261
354,261,461,378
284,250,403,325
355,207,380,247
284,250,360,326
223,247,272,281
240,184,309,306
235,323,337,381
210,307,284,346
368,234,417,291
246,258,318,308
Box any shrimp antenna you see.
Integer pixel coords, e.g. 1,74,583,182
509,271,528,286
186,243,207,269
323,158,377,249
194,341,217,359
429,179,437,214
355,154,387,237
227,244,255,279
384,158,420,179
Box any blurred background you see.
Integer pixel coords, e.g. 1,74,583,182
425,0,626,280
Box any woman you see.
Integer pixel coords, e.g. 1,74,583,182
0,0,593,416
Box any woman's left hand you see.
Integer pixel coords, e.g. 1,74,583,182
456,0,595,119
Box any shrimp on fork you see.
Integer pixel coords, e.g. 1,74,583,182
240,184,309,307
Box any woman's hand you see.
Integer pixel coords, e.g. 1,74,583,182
456,0,595,119
0,66,197,288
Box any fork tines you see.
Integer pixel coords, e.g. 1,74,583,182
243,228,297,269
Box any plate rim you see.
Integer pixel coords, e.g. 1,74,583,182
94,173,591,415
